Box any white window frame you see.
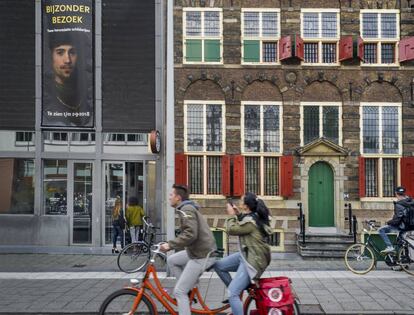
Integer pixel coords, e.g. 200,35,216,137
360,9,400,66
184,100,226,154
300,9,340,66
360,102,402,201
183,8,223,65
241,8,281,65
241,101,283,199
300,102,343,147
241,101,283,155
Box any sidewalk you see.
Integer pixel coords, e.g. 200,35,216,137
0,252,413,314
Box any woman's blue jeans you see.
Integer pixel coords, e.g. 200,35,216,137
112,225,124,248
214,253,251,315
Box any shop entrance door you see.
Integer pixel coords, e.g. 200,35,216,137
103,162,144,245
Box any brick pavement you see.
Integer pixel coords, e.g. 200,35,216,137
0,253,413,314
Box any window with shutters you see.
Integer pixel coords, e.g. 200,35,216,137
300,103,342,146
360,103,402,198
241,102,282,196
183,8,222,64
241,9,280,64
301,9,339,65
360,10,399,65
184,101,225,195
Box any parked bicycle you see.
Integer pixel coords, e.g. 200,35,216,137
344,219,414,275
117,216,166,273
100,242,300,315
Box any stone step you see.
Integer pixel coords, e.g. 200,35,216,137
297,248,346,258
296,233,355,244
298,243,351,251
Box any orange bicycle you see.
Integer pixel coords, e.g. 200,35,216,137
98,243,300,315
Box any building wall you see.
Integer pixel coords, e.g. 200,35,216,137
174,0,414,251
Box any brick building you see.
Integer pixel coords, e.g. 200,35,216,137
173,0,414,255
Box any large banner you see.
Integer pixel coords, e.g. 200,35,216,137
42,0,94,128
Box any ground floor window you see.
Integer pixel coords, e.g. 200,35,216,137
245,156,279,196
188,155,222,195
0,158,34,214
365,157,398,197
44,160,68,215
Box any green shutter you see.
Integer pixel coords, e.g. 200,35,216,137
204,39,221,62
243,40,260,62
186,39,202,62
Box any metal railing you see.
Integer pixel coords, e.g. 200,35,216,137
297,202,306,245
345,203,358,243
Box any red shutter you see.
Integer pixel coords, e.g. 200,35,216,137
175,153,187,186
294,35,304,60
399,37,414,62
357,37,364,61
401,157,414,196
233,155,245,197
279,36,292,60
339,36,354,61
221,155,231,196
280,156,294,198
359,156,365,198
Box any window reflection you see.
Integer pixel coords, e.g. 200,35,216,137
44,160,67,215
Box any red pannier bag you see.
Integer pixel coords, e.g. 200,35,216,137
252,277,295,315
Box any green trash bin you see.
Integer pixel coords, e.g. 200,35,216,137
362,232,398,261
211,228,227,257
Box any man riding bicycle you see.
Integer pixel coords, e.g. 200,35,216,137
160,184,217,315
379,186,414,254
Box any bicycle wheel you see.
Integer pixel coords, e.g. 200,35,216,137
98,288,155,315
398,245,414,276
243,296,300,315
117,242,150,273
344,243,375,274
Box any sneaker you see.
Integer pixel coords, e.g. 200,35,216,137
381,246,395,254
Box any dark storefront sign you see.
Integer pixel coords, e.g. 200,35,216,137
102,0,155,132
42,0,94,128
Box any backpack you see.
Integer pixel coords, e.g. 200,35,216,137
402,204,414,230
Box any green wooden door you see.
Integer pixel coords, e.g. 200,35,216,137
308,162,334,227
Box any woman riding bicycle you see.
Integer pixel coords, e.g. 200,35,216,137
214,192,272,315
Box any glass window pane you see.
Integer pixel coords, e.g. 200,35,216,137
381,43,395,64
245,157,260,195
244,12,259,37
264,157,279,196
381,13,397,38
262,42,278,62
365,158,378,197
323,106,339,144
206,105,222,152
243,40,260,62
363,107,379,154
364,43,377,63
186,11,201,36
244,106,260,152
0,159,34,214
382,107,399,154
303,13,319,38
73,163,93,244
304,43,319,63
263,105,280,152
188,156,203,194
44,160,67,215
262,12,278,37
383,158,397,197
362,13,378,38
207,156,221,195
322,43,337,63
187,104,204,151
303,106,319,144
204,11,220,36
322,13,337,38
